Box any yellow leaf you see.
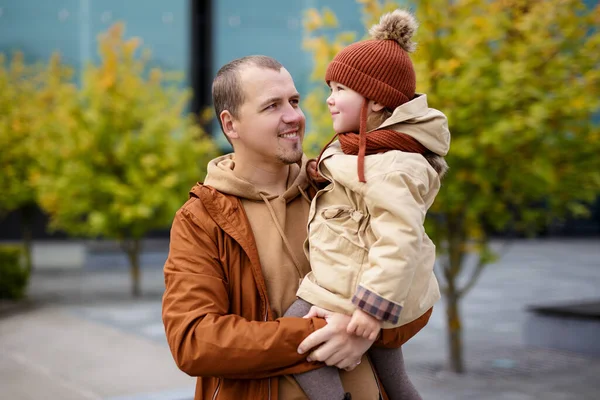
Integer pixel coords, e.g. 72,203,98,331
571,96,586,111
149,68,162,84
123,37,142,58
322,8,338,28
304,9,323,32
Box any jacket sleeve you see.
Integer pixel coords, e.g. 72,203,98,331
374,307,432,349
352,170,428,325
162,206,327,379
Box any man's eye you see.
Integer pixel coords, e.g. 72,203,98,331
290,99,299,106
265,104,276,110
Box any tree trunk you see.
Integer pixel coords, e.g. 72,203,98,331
123,239,141,297
446,291,464,373
21,204,35,273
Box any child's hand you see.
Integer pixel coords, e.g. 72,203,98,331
347,308,382,341
306,159,327,184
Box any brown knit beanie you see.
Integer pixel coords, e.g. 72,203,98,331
324,9,419,183
325,9,418,110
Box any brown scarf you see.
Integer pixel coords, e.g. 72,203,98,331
318,101,428,182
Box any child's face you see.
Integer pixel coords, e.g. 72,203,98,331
326,81,364,134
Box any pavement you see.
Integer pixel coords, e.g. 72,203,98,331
1,238,599,399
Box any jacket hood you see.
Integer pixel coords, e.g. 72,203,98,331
201,153,310,203
372,94,451,157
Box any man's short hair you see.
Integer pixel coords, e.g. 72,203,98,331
212,55,284,140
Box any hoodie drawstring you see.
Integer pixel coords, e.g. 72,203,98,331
259,193,304,277
298,186,311,204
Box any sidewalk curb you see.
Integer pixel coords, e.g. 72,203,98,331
0,298,37,318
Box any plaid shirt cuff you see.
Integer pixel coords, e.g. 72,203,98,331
352,285,402,325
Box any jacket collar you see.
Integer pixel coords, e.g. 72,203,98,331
190,184,272,320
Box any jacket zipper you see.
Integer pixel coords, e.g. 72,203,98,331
211,378,221,400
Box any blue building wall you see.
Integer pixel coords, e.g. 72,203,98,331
0,0,189,77
212,0,363,94
0,0,367,93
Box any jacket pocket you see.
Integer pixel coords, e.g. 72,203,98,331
309,207,367,298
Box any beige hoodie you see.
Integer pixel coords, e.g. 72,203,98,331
204,154,313,318
203,154,380,400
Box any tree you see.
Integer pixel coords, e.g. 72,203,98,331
34,23,218,296
0,52,72,272
302,0,600,373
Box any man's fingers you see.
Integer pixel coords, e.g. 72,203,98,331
302,306,317,319
298,325,332,354
311,341,344,366
303,306,330,319
339,360,354,371
325,352,345,367
340,358,360,371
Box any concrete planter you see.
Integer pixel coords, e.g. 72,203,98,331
524,301,600,357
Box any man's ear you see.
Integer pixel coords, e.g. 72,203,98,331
370,101,385,113
220,110,239,141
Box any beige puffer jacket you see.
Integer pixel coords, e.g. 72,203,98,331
297,94,450,328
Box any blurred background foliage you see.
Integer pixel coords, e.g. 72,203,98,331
0,22,218,296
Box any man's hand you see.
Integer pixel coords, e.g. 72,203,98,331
347,308,382,341
306,159,327,184
298,306,375,371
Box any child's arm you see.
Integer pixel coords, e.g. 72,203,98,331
352,169,431,326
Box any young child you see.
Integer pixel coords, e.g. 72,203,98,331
284,9,450,400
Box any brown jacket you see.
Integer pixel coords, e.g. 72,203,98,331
162,182,431,400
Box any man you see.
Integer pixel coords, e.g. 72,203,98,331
162,55,429,400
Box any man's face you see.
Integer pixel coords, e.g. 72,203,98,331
233,66,305,165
